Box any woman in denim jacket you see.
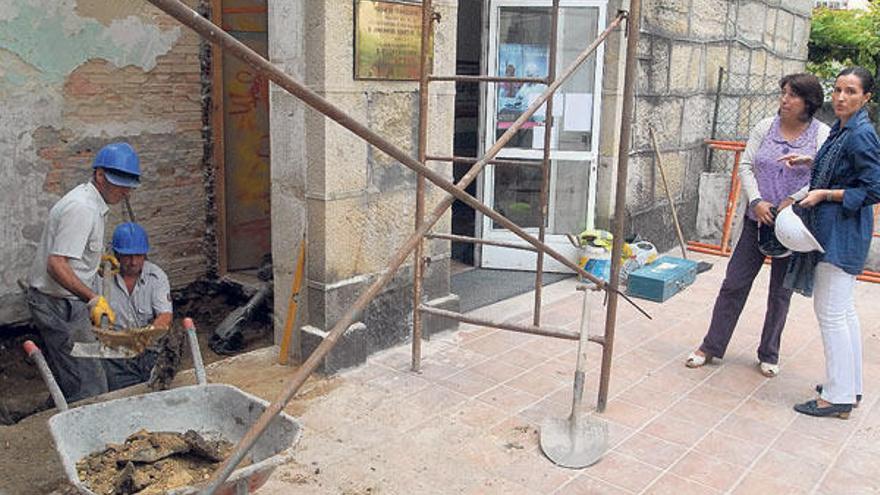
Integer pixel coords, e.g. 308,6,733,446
781,67,880,418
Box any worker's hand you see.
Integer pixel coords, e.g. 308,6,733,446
88,296,116,327
753,200,775,226
777,153,813,168
798,189,827,208
100,253,120,277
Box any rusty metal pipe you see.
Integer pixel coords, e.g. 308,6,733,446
137,1,629,490
429,75,546,83
419,305,604,345
145,0,626,297
425,232,539,252
196,12,628,490
425,155,544,168
534,0,560,326
411,0,434,372
597,1,642,413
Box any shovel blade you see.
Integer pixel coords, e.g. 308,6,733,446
70,342,137,359
540,416,608,468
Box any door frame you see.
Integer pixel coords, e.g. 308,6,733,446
211,0,229,276
479,0,607,271
210,0,273,274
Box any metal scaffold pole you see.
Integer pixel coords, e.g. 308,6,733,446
533,0,561,326
597,0,642,412
411,0,434,372
139,0,640,491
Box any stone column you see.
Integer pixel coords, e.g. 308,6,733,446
269,0,460,372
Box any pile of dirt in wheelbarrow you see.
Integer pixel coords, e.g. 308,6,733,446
77,429,239,494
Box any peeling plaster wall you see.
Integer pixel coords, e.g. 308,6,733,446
0,0,207,325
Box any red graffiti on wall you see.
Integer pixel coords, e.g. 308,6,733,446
228,69,268,119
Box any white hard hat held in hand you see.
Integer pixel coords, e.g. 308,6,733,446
774,207,825,253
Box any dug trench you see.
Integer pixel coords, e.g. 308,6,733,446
0,278,274,426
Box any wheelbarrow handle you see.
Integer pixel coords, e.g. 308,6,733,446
23,340,69,411
183,318,208,386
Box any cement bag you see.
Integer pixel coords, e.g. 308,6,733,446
621,241,658,280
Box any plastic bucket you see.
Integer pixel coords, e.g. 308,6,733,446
578,245,610,282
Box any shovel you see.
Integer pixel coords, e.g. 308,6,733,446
540,284,608,468
71,255,138,359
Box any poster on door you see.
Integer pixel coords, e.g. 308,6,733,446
496,43,548,130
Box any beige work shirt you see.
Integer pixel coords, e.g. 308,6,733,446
28,182,108,299
106,261,173,329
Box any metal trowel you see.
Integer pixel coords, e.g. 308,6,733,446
71,340,137,359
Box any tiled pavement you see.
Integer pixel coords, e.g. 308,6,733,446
258,252,880,494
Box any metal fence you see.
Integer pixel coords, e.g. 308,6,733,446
707,68,780,173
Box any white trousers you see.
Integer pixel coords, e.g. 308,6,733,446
814,262,862,404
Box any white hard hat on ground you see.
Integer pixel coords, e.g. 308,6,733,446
774,206,824,253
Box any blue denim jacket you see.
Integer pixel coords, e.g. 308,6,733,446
812,108,880,274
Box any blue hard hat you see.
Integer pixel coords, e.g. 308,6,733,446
93,142,141,188
112,222,150,255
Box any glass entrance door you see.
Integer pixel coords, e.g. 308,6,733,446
481,0,605,271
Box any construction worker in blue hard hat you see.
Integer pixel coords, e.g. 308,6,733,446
102,222,173,391
26,141,141,402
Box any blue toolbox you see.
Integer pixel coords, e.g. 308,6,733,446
626,256,699,302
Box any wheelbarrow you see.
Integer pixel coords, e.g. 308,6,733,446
24,317,302,495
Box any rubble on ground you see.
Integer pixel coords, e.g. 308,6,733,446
76,429,235,495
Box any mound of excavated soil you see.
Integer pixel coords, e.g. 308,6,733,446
77,429,235,495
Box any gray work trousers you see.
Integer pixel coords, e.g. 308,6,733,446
26,288,108,403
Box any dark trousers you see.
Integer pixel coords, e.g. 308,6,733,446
27,288,108,403
700,217,794,364
103,351,158,391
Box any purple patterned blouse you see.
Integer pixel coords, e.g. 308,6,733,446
747,116,820,221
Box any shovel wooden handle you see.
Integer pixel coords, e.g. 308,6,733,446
278,239,306,365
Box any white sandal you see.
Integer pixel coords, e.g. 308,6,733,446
759,362,779,377
685,351,711,368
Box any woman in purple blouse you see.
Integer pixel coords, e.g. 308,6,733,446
686,73,829,376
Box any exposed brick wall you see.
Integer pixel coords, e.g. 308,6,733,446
54,14,207,288
0,0,209,324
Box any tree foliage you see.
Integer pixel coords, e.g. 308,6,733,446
808,4,880,81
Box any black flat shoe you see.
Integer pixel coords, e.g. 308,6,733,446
815,384,861,408
794,399,853,419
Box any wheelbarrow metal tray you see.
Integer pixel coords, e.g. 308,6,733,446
48,383,302,495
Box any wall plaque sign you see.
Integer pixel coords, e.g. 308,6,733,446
354,0,432,80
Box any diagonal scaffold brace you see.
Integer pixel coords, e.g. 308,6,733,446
143,1,643,492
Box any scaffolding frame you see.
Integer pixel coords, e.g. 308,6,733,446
144,0,643,492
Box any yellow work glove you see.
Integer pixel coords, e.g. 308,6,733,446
99,253,120,277
88,296,116,327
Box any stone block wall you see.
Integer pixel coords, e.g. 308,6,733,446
595,0,814,251
0,1,208,325
270,0,459,366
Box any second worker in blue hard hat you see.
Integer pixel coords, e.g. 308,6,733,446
102,222,174,391
26,141,142,402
